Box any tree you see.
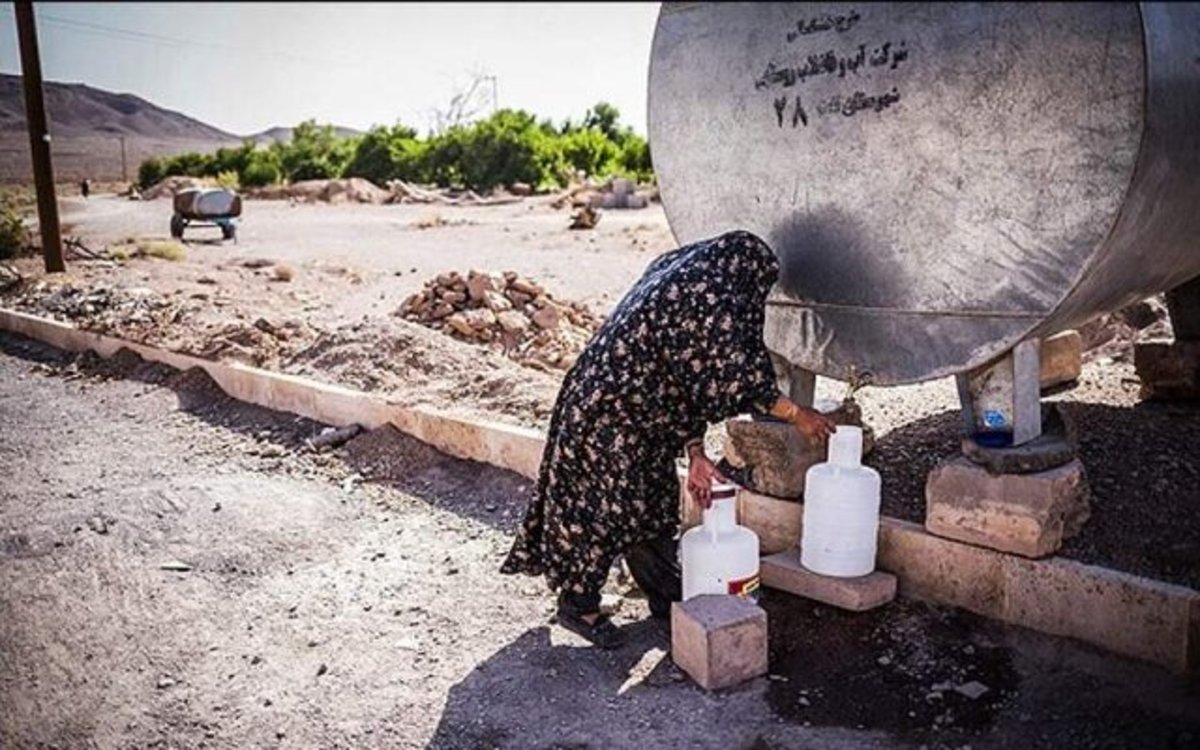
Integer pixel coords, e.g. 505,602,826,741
430,70,496,134
583,102,622,142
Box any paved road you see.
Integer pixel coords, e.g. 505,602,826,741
1,332,1197,750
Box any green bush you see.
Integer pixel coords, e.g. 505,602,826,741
272,120,356,183
559,127,620,180
343,124,428,185
0,207,29,260
138,157,166,189
617,135,654,183
240,150,282,187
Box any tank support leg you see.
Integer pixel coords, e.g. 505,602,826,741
955,338,1043,447
1134,275,1200,399
1165,274,1200,341
769,352,815,407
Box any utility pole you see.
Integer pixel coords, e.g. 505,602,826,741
15,1,64,273
487,75,498,114
120,135,128,183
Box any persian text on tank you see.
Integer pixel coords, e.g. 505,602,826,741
785,10,861,41
754,41,910,91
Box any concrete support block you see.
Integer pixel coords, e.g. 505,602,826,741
761,548,896,611
1165,275,1200,340
737,490,802,555
877,519,1006,617
1134,340,1200,400
925,457,1090,558
1039,330,1082,389
671,595,768,691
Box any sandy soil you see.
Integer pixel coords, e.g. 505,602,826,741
3,332,1199,750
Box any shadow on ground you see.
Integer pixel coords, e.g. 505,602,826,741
0,330,335,450
428,592,1200,750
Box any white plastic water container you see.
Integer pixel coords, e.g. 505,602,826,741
681,484,760,600
800,427,882,578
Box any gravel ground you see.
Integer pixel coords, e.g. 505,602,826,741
3,331,1200,750
855,362,1200,589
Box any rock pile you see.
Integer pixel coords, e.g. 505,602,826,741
397,270,602,372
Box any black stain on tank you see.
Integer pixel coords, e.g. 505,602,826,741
768,206,910,310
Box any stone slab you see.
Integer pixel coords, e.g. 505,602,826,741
671,595,768,691
761,548,896,611
1134,339,1200,400
1039,330,1082,389
925,456,1090,558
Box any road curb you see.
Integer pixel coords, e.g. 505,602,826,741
0,308,545,480
3,307,1195,674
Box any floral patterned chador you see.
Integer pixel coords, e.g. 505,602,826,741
501,230,782,597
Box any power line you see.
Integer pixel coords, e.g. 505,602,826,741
0,6,363,70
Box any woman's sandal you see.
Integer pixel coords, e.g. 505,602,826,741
555,606,627,650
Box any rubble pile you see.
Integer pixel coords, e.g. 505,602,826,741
550,177,656,211
142,176,215,200
5,280,185,336
398,270,603,372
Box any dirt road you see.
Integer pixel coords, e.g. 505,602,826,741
53,194,676,322
3,332,1198,750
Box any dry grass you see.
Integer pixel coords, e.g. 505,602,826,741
108,238,187,262
271,264,295,282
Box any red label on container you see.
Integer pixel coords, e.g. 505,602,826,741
728,574,761,598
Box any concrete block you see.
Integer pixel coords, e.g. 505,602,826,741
877,518,1006,618
1002,556,1199,674
925,457,1090,558
737,490,801,555
1134,340,1200,400
1039,330,1082,389
671,595,768,691
761,548,896,611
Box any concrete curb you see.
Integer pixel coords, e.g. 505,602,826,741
0,308,545,480
4,307,1196,673
738,489,1199,675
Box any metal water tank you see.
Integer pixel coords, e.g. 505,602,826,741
649,2,1200,385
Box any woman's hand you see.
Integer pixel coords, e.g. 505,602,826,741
791,406,837,443
686,446,726,510
770,396,837,443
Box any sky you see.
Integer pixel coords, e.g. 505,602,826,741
1,2,662,136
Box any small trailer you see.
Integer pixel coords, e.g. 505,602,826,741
170,188,242,242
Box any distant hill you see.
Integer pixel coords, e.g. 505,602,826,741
249,125,364,145
0,73,239,141
0,75,366,182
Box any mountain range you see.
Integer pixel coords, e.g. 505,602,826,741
0,73,362,182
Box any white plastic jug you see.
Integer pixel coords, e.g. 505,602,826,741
681,484,761,600
800,426,882,578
